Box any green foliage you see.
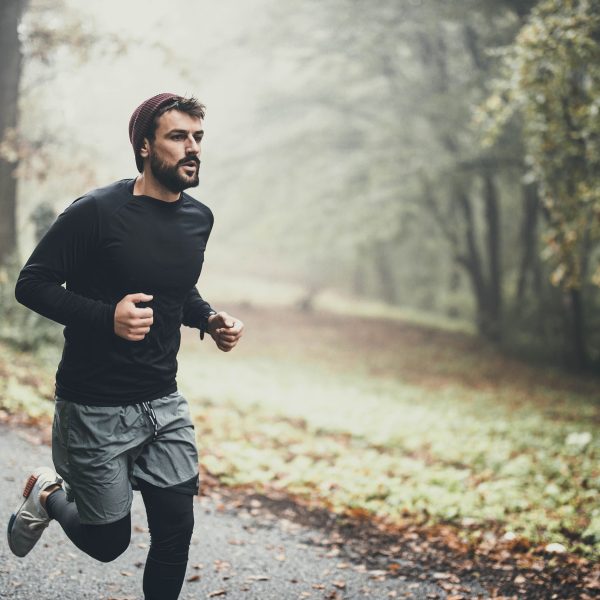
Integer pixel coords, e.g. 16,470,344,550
178,349,600,558
479,0,600,289
0,341,55,419
1,374,54,419
0,255,62,350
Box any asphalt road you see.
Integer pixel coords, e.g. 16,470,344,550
0,423,485,600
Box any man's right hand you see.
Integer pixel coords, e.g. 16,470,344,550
114,293,154,341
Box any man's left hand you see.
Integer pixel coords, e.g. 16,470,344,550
207,312,244,352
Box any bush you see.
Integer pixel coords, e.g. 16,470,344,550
0,254,62,351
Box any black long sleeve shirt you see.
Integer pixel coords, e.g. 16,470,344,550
16,179,215,406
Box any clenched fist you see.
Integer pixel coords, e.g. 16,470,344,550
208,311,244,352
114,293,154,341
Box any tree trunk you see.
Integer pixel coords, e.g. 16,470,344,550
0,0,26,266
565,288,588,370
516,182,539,306
372,240,398,305
453,183,498,340
483,173,502,340
352,255,367,297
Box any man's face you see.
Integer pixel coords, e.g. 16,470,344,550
145,109,203,193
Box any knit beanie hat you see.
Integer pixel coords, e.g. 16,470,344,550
129,92,180,172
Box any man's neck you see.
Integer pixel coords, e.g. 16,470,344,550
133,173,180,202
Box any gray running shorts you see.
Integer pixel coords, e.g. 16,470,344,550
52,391,199,525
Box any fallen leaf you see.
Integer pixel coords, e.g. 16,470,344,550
369,570,387,577
187,574,201,582
214,559,231,572
208,590,227,598
583,569,600,589
439,582,459,592
332,580,346,589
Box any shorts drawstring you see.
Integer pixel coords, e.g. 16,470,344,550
142,401,159,440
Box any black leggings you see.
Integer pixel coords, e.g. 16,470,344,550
46,479,194,600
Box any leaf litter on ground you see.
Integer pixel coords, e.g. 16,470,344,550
2,305,600,598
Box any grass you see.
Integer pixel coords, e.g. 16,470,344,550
177,304,600,558
0,300,598,558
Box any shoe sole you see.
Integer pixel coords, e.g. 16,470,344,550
7,473,41,557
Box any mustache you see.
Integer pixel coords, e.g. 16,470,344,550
178,157,201,167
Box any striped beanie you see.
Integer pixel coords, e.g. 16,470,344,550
128,93,180,172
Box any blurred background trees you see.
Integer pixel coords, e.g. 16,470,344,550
0,0,598,370
0,0,27,266
482,0,600,368
0,0,124,346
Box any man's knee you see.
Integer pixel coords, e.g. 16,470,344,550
149,500,194,562
92,537,129,563
84,517,131,563
153,506,194,548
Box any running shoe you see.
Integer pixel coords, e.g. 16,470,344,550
7,467,62,557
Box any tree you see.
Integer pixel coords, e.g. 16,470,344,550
249,0,537,341
483,0,600,368
0,0,27,266
0,0,126,267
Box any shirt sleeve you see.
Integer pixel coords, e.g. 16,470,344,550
181,286,216,336
14,195,115,333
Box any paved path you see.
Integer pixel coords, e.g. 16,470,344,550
0,424,485,599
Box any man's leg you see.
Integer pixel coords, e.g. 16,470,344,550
42,399,146,563
7,468,130,563
45,488,130,562
138,479,194,600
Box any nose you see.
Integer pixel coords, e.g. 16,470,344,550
186,134,200,155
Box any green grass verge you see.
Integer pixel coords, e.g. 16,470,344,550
177,347,600,559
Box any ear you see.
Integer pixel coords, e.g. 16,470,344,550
139,138,150,159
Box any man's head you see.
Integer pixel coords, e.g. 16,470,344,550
128,93,206,192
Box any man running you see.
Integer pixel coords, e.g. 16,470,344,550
7,93,244,600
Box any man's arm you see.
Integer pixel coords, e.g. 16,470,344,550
182,287,244,351
15,195,115,333
182,287,217,337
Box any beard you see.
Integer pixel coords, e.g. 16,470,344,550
149,152,200,193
